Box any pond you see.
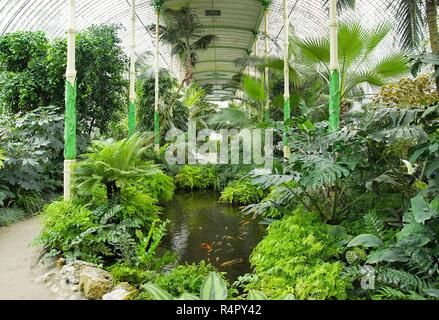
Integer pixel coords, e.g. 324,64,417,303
162,191,266,281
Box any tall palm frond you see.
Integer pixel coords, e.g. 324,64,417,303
295,21,409,99
390,0,425,50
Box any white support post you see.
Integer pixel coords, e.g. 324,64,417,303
64,0,77,201
128,0,137,137
329,0,340,71
264,8,269,115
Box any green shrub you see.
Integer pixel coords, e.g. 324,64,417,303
141,172,175,203
247,208,351,300
175,165,216,190
119,186,162,226
153,261,217,297
109,263,157,285
0,106,64,210
220,180,264,205
36,135,170,264
36,187,162,264
0,207,27,227
35,200,100,261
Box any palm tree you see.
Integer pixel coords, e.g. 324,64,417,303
390,0,439,90
295,21,408,105
150,6,217,86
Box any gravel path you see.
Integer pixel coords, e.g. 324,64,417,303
0,216,57,300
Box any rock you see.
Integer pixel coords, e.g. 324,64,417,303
55,258,66,269
79,267,113,300
61,260,98,285
102,283,137,300
36,271,57,284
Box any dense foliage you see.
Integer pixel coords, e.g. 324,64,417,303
175,165,216,190
0,106,64,213
245,209,351,300
0,7,437,301
0,25,128,135
35,135,172,264
220,179,265,205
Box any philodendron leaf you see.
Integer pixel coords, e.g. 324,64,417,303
411,196,438,224
142,283,174,300
247,290,268,300
179,292,201,300
200,272,228,300
366,248,409,264
347,234,383,248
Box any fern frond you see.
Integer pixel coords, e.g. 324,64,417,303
376,268,430,292
363,211,386,238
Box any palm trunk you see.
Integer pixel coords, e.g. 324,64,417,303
426,0,439,93
185,56,193,85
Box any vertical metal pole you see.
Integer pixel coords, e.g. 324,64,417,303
128,0,136,137
283,0,290,159
329,0,340,132
154,8,161,152
64,0,77,201
264,7,270,118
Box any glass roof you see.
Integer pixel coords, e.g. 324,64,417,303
0,0,423,100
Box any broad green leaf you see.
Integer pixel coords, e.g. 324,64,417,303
247,290,268,300
397,234,431,247
396,221,427,241
200,272,228,300
142,283,174,300
411,196,437,224
347,234,383,248
179,292,201,300
367,248,409,264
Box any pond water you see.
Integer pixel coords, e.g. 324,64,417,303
162,191,266,281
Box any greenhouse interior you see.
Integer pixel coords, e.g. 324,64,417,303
0,0,438,302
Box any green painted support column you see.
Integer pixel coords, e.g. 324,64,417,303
64,0,77,201
329,0,340,132
128,0,137,137
128,100,136,136
329,69,340,132
282,0,291,159
64,81,77,160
